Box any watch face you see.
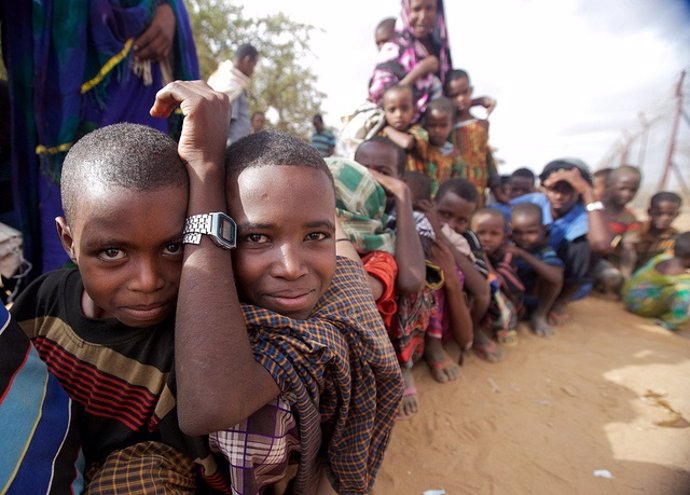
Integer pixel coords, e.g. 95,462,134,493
219,216,236,244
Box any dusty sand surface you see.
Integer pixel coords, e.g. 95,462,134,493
374,207,690,495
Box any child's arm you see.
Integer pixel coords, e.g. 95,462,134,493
620,242,637,279
430,239,473,349
382,126,415,150
505,245,563,286
368,169,426,294
399,55,439,87
151,81,280,436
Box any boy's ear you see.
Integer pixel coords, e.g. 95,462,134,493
55,217,77,263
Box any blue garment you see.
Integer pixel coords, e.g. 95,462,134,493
515,243,564,294
0,305,84,494
311,130,336,157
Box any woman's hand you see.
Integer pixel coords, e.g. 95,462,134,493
134,4,176,62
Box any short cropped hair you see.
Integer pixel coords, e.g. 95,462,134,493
376,17,396,32
436,178,478,204
511,202,543,224
592,168,612,180
609,164,641,183
650,191,682,209
443,69,471,95
383,83,413,101
226,131,332,185
511,167,536,183
674,231,690,258
424,96,456,121
356,136,407,177
474,207,506,224
235,43,258,62
404,171,433,202
61,123,186,222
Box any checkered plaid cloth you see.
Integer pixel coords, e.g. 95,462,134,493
85,441,195,495
213,256,403,494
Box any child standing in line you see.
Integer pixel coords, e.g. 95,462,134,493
636,191,682,269
509,203,565,337
444,69,505,206
379,84,429,174
624,231,690,331
421,96,462,195
471,207,524,346
594,165,641,297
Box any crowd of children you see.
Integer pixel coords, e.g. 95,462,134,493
3,0,689,494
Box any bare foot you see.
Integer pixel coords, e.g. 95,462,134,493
424,337,461,383
398,367,418,419
473,330,504,363
531,313,554,337
548,303,571,326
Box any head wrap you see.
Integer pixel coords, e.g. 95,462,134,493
326,157,396,255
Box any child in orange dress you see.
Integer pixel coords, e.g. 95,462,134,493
444,69,505,206
421,97,462,196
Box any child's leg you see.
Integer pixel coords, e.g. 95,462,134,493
593,258,624,298
424,287,461,383
552,238,593,323
531,275,563,337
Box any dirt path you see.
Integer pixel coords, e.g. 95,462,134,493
373,296,690,494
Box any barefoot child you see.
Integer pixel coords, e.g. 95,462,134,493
380,84,429,174
433,179,499,362
509,203,564,336
163,107,403,493
594,165,641,296
636,191,682,269
471,207,524,345
623,231,690,331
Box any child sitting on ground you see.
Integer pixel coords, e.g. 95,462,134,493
623,231,690,331
159,97,404,492
636,191,682,269
11,114,230,490
421,96,461,195
471,207,524,346
594,165,641,296
433,178,499,362
508,203,565,336
380,84,429,174
511,159,612,324
444,69,505,206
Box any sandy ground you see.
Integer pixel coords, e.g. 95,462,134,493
374,210,690,495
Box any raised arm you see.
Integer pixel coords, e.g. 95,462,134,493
506,245,563,286
368,170,425,294
151,81,279,436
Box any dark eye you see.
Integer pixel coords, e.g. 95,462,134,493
306,232,328,242
164,243,183,256
99,248,125,261
244,233,269,244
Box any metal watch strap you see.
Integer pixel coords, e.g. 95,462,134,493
183,214,213,245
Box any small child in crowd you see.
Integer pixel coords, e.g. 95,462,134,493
636,191,682,269
508,167,537,200
509,203,565,336
594,165,641,296
374,17,397,49
471,207,524,346
421,96,461,195
380,84,429,173
433,178,500,362
444,69,505,206
623,231,690,331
